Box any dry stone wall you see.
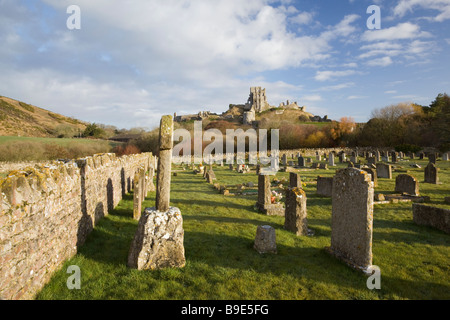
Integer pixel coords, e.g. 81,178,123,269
0,152,154,300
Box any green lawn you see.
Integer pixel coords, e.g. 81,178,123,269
36,157,450,300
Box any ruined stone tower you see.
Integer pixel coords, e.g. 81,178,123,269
245,87,270,113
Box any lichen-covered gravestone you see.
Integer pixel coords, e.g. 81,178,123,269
254,225,277,254
128,115,185,270
284,187,308,236
424,162,439,184
256,174,284,216
327,167,374,273
395,174,419,196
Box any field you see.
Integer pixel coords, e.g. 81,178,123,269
0,136,120,164
36,156,450,300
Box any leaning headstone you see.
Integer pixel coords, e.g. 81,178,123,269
327,168,374,272
284,187,308,236
316,176,333,197
128,115,186,270
395,174,419,196
376,163,392,179
424,162,439,184
254,225,277,254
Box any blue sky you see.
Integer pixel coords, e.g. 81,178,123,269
1,0,449,129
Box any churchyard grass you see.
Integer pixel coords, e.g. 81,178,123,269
36,157,450,300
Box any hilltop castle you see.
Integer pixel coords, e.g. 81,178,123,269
174,86,330,125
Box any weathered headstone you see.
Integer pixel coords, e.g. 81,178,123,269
316,176,333,197
327,168,374,272
256,174,284,216
155,115,173,212
424,162,439,184
329,153,335,166
298,156,305,167
368,156,376,166
284,188,308,236
395,174,419,196
254,225,277,254
392,152,398,163
428,153,437,164
289,172,302,189
362,167,378,187
282,154,287,166
376,163,392,179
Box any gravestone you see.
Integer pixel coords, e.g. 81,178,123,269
392,152,398,163
443,152,449,161
133,167,146,220
329,153,335,166
319,163,328,170
128,115,185,270
316,154,322,161
327,168,374,272
256,174,284,216
254,225,277,254
289,172,302,189
282,154,287,166
298,156,305,167
419,152,424,160
316,176,333,197
362,167,378,187
428,153,437,164
368,157,376,166
395,174,419,196
375,151,381,162
424,162,439,184
284,188,308,236
376,163,392,179
339,153,346,163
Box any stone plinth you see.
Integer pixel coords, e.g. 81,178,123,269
128,207,185,270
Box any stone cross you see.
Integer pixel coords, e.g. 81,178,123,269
327,167,374,272
155,115,174,212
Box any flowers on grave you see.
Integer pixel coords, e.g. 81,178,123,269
271,190,283,204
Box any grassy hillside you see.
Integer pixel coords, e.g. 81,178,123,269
0,95,87,137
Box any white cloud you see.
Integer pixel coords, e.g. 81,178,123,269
362,22,431,41
393,0,450,22
347,95,367,100
290,11,315,25
366,56,393,67
314,70,358,81
301,95,322,102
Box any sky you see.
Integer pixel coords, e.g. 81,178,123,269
1,0,449,130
